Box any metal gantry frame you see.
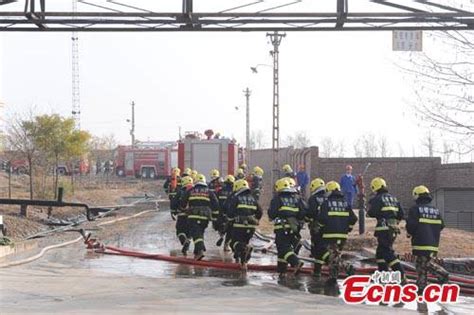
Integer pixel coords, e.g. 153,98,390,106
0,0,472,32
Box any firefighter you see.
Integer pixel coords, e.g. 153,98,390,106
227,179,263,270
215,175,235,251
315,181,357,285
191,170,198,181
183,167,192,177
249,166,264,202
305,178,327,277
209,169,223,230
180,174,219,260
164,167,181,216
284,176,305,254
282,164,296,179
173,176,194,255
407,185,448,311
236,168,246,180
367,177,406,280
268,178,306,278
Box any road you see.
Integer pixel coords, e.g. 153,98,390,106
1,209,472,314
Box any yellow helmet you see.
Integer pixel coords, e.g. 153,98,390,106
183,168,192,176
413,185,430,200
181,176,193,186
282,164,293,173
285,177,296,188
237,168,244,175
172,167,181,176
195,173,206,184
275,178,292,192
253,166,264,177
234,179,250,192
224,175,235,183
190,170,198,179
240,163,247,170
310,178,325,193
210,169,220,179
370,177,387,193
326,181,341,192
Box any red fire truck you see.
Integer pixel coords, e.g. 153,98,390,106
114,145,172,179
177,130,240,177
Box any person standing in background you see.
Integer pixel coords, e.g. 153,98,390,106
340,165,357,208
296,164,309,198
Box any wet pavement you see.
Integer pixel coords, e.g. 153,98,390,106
0,209,473,314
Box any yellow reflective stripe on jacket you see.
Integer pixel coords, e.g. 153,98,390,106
279,206,299,212
388,259,400,267
233,223,257,228
419,218,442,225
413,245,438,252
188,215,209,220
381,206,399,212
237,204,257,210
189,196,210,202
322,233,348,239
218,196,228,199
274,224,292,230
327,211,349,217
375,226,390,231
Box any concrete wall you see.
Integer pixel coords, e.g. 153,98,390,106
435,163,474,188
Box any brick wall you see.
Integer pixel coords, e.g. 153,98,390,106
251,146,473,212
435,163,474,189
312,157,442,209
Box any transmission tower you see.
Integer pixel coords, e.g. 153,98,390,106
71,0,81,129
267,31,285,184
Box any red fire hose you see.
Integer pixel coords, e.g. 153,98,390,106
101,245,474,296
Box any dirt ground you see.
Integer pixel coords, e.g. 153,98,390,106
0,173,164,240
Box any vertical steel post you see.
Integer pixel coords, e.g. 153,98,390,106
130,101,136,147
243,87,251,166
71,0,81,129
266,31,285,185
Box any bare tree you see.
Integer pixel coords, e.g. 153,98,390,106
421,131,436,157
335,139,346,157
284,130,311,149
353,138,364,158
249,130,267,149
361,133,378,157
442,141,453,164
320,137,335,158
6,115,39,199
378,136,390,157
402,30,473,156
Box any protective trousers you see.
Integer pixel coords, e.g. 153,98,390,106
314,241,344,280
229,226,255,263
175,215,189,245
188,218,209,255
275,231,300,273
415,256,449,295
311,232,327,273
376,232,405,279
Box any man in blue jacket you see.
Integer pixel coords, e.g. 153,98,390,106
296,165,309,197
339,165,357,208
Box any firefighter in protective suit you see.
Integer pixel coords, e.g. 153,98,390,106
315,181,357,285
227,179,263,270
269,178,306,278
249,166,264,202
367,177,406,281
407,185,448,311
173,176,194,255
180,174,219,260
282,164,296,179
215,175,235,251
305,178,327,277
236,168,246,180
208,169,223,230
165,167,181,216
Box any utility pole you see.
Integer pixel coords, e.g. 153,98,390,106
130,101,135,147
243,88,251,166
267,31,285,185
71,0,81,129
